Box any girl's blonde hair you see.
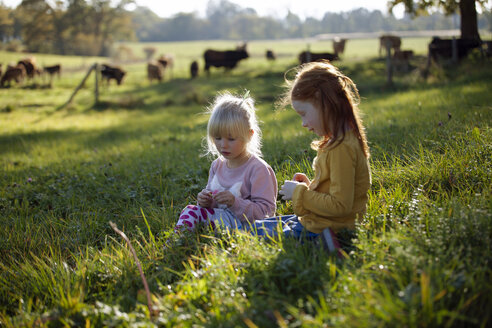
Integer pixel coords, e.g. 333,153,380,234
205,91,262,158
281,60,369,158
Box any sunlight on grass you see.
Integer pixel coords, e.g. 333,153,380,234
0,43,491,327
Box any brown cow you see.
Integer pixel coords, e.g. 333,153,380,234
157,54,174,79
333,37,347,56
266,50,276,60
393,50,414,72
190,61,199,79
18,57,37,79
157,55,173,69
1,65,25,87
0,64,2,80
100,64,126,85
379,34,401,57
147,62,163,82
298,51,338,64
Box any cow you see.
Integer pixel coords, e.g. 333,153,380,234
203,46,249,75
147,62,163,82
427,37,482,63
333,37,347,56
44,64,61,78
1,65,25,87
100,64,126,85
157,54,174,79
298,51,339,64
392,50,414,72
190,61,199,79
17,57,37,79
157,55,173,68
379,34,401,57
0,64,2,80
266,50,276,60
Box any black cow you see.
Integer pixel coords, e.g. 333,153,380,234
298,51,339,64
203,47,249,74
428,37,482,63
266,50,276,60
190,61,199,79
100,64,126,85
44,64,61,78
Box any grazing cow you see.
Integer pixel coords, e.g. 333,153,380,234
332,37,347,56
44,64,61,78
147,62,163,82
100,64,126,85
157,54,174,79
157,55,173,69
379,35,401,57
1,65,25,87
190,61,199,79
17,57,37,79
392,50,414,72
0,64,2,80
203,46,249,74
298,51,339,64
266,50,276,60
428,37,482,63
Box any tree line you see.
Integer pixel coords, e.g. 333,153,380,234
0,0,491,56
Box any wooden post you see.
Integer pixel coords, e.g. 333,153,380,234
59,63,97,109
94,63,99,104
386,39,393,85
452,37,458,63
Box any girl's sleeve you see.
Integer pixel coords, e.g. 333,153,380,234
230,164,277,222
292,144,355,217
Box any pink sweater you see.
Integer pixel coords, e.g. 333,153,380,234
206,155,277,222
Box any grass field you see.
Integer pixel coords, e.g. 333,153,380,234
0,38,491,327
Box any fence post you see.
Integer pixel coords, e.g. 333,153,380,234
386,39,393,85
452,37,458,63
94,63,99,104
59,63,97,109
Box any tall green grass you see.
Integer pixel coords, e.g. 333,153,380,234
0,40,490,327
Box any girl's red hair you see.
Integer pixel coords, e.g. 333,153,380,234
282,60,369,157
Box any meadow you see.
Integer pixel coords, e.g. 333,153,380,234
0,37,491,327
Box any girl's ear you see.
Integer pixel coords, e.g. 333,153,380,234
249,129,254,139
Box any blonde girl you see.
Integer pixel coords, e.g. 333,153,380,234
253,61,371,253
175,92,277,231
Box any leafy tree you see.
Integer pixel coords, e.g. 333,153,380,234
0,2,14,42
88,0,135,56
15,0,54,53
388,0,488,40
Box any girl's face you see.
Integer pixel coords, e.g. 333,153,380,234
292,100,327,137
213,134,249,167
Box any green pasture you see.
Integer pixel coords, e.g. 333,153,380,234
0,38,491,327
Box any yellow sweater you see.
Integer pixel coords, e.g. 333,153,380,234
292,132,371,233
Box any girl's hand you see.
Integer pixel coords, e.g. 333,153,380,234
197,189,213,208
213,190,235,208
279,180,299,201
293,173,310,185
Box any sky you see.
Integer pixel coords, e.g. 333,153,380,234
2,0,406,19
